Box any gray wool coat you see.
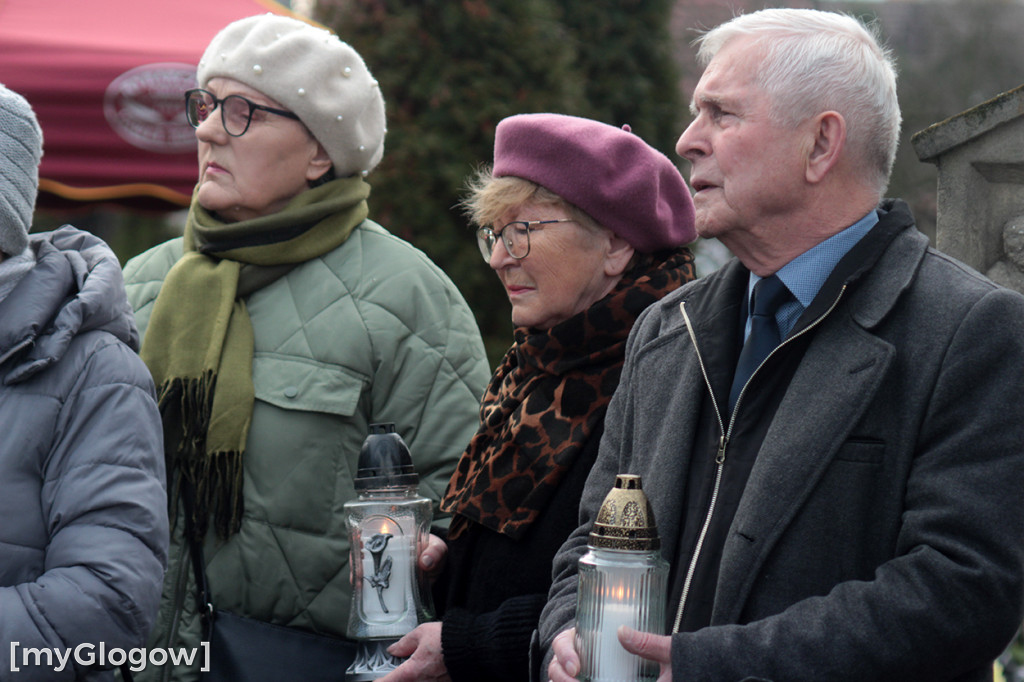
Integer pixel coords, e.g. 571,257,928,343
539,201,1024,682
0,227,168,681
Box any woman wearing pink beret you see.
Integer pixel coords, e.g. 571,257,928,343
383,113,698,682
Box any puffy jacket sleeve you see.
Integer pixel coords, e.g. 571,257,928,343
356,226,491,513
0,338,168,680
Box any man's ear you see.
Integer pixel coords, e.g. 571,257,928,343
306,143,334,182
806,111,845,184
604,233,635,278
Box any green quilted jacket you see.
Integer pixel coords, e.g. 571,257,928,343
123,219,490,682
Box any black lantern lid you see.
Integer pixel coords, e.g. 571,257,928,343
354,423,419,490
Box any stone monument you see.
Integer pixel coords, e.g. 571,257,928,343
912,83,1024,295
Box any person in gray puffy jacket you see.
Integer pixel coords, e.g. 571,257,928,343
0,84,168,680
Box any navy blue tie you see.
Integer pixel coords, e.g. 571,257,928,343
729,275,790,412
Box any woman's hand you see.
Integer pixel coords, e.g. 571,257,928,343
419,533,447,583
378,622,451,682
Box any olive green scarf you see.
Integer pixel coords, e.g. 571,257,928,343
141,176,370,541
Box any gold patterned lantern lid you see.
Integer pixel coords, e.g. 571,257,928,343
588,474,660,551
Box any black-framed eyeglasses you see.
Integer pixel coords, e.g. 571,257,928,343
475,218,574,261
184,88,300,137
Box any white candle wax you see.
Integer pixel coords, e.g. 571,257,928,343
359,518,411,629
593,599,637,681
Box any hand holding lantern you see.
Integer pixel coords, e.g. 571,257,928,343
575,474,668,682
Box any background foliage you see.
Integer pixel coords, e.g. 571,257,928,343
34,0,1024,371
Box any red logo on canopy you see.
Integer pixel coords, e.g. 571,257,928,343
104,63,198,154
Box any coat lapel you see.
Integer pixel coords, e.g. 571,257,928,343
712,216,928,623
626,264,747,563
714,316,894,622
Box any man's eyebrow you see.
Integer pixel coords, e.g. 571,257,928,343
689,93,724,117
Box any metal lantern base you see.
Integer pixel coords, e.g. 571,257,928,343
345,639,403,681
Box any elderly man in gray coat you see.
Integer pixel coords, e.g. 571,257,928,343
0,84,168,680
542,9,1024,682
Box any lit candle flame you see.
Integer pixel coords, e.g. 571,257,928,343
602,584,628,601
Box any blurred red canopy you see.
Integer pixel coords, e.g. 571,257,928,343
0,0,300,209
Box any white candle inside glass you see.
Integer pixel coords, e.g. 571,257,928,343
594,585,638,681
359,518,410,629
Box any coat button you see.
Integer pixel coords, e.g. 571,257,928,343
284,387,298,398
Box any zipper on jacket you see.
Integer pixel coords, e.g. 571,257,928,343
671,432,727,633
670,285,847,633
673,302,729,634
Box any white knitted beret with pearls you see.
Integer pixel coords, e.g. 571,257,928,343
197,13,386,178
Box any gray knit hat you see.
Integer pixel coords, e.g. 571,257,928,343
0,84,42,257
198,14,386,178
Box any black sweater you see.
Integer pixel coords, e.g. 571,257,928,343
438,426,602,682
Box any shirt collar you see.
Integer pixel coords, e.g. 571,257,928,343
747,210,879,309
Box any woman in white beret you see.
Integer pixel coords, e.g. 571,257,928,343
122,13,489,681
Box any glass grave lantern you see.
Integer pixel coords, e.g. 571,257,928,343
345,424,434,680
575,474,668,682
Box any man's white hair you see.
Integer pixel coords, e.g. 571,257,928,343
696,8,901,196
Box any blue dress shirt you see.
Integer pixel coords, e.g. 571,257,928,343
743,210,879,342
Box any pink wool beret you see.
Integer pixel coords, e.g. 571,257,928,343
492,113,696,253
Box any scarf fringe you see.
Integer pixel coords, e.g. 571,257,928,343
158,371,245,542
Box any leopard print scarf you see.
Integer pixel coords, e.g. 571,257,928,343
442,248,696,540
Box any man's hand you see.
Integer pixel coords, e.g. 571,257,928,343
548,626,673,682
619,626,672,682
548,627,580,681
378,622,451,682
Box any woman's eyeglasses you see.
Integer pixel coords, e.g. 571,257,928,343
475,219,574,261
184,88,300,137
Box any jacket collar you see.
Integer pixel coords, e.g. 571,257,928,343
0,226,137,384
677,198,922,336
797,198,922,333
